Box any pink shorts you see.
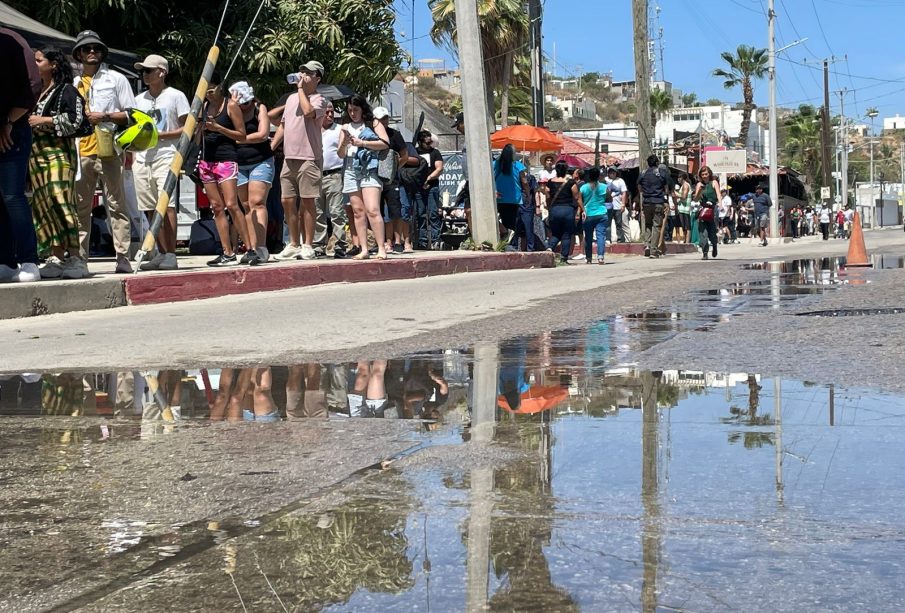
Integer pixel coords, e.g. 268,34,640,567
197,160,238,184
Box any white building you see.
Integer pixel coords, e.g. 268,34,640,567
654,104,767,158
547,96,598,121
883,115,905,131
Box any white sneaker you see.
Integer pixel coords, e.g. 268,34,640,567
0,264,17,282
273,244,303,260
299,244,316,260
158,253,178,270
570,253,585,261
139,252,166,271
61,257,89,279
40,256,65,279
15,263,40,283
256,247,269,263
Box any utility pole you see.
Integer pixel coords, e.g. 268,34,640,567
528,0,544,127
454,0,497,247
767,0,779,242
821,60,833,201
838,89,849,210
633,0,652,161
868,108,879,216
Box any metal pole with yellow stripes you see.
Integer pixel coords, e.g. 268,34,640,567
133,47,220,273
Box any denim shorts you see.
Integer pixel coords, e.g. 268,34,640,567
342,165,383,194
237,158,275,187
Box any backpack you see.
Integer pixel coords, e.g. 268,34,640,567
398,146,431,189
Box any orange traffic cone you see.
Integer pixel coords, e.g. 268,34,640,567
845,211,872,267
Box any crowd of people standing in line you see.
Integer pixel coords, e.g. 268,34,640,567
3,26,852,285
0,27,465,284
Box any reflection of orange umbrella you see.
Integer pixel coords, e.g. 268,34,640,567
497,385,569,414
491,125,563,152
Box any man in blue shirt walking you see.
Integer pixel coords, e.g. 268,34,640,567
752,184,772,247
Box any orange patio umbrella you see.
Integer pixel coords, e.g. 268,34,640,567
491,125,563,152
497,385,569,415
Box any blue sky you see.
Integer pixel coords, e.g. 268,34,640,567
393,0,905,125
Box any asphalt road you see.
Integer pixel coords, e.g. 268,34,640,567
2,230,904,375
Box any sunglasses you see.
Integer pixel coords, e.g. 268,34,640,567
139,67,157,75
82,45,104,54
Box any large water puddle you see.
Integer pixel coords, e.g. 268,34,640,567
2,257,905,611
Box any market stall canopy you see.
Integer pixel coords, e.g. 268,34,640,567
0,2,136,72
556,154,591,169
491,125,563,152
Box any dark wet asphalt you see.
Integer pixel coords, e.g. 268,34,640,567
2,255,905,611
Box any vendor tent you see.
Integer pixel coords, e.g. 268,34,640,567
0,2,136,72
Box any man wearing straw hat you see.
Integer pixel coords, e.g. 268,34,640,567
72,30,136,273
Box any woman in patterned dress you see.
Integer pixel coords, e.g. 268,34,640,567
28,47,89,279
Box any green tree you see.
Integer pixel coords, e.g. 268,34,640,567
780,104,822,198
10,0,404,103
649,88,673,132
428,0,529,127
713,44,768,148
681,92,699,107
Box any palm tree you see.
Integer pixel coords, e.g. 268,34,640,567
781,105,822,198
650,88,673,133
429,0,529,127
713,45,768,148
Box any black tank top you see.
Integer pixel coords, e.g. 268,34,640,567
235,105,273,166
549,179,576,208
202,100,237,163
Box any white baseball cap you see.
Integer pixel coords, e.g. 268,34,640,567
373,106,390,120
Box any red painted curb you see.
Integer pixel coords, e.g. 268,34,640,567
124,252,556,306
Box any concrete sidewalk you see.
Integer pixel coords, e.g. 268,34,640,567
0,250,555,319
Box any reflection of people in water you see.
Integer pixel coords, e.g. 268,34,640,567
286,363,327,419
498,337,530,412
349,360,387,417
210,367,278,421
386,358,449,419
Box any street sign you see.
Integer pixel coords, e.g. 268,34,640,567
820,186,831,200
706,149,747,175
834,194,842,204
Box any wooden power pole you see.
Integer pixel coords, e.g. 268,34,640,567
633,0,652,161
821,60,833,201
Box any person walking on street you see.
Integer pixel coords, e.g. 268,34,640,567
638,154,668,258
337,94,389,260
0,27,40,283
314,105,348,258
271,61,330,261
199,73,249,266
546,160,583,264
231,80,274,266
608,167,629,243
752,183,772,246
818,203,831,240
675,172,691,243
694,165,720,260
789,204,801,239
132,54,190,271
72,30,135,273
413,131,444,250
493,144,529,247
718,188,732,244
580,167,608,264
27,47,87,280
